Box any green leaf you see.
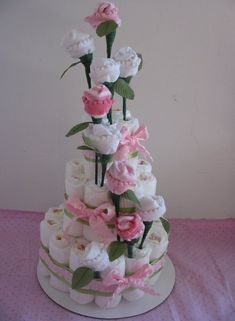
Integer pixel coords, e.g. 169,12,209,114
60,61,81,79
108,241,127,262
77,145,94,151
113,78,134,100
82,135,93,147
72,267,94,289
96,21,118,37
122,189,140,205
66,122,90,137
160,217,170,234
137,53,143,71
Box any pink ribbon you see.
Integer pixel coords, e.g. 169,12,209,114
118,125,152,161
102,262,161,307
63,195,116,245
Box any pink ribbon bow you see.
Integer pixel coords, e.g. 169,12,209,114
102,262,161,307
63,195,116,245
117,125,152,161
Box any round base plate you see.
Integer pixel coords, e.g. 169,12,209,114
37,255,175,319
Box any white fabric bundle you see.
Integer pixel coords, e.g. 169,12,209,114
49,231,71,265
69,238,90,270
70,241,109,272
100,255,125,279
136,159,152,176
69,288,94,305
65,175,86,201
38,259,50,277
118,117,139,134
123,245,151,302
137,173,157,197
40,218,62,248
63,211,83,237
137,195,166,221
83,150,101,180
112,107,131,123
146,221,169,261
95,294,122,308
65,159,85,179
84,181,110,207
49,274,69,292
44,207,64,223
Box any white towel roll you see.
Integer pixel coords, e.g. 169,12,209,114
44,207,64,222
95,294,122,308
84,180,110,207
137,173,157,197
69,238,90,271
63,211,83,237
38,259,50,277
49,274,69,292
112,106,131,123
49,231,71,266
70,241,109,272
136,159,152,176
146,222,169,261
100,255,125,279
122,288,144,302
65,159,85,179
40,218,62,248
125,245,151,274
83,150,101,181
69,288,94,304
65,175,85,201
118,117,139,134
137,195,166,221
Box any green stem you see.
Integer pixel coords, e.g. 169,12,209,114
92,117,102,124
95,153,99,185
100,161,107,187
123,97,127,121
80,53,93,89
103,82,114,124
139,221,153,249
106,30,116,58
127,243,133,258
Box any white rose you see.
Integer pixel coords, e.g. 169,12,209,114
83,123,121,155
146,221,169,260
90,58,120,84
61,30,95,59
137,195,166,221
113,47,141,78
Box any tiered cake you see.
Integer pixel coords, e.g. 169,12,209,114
38,2,170,309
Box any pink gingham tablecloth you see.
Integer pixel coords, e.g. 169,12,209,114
0,209,234,321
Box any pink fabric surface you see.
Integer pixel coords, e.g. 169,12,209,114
0,209,234,321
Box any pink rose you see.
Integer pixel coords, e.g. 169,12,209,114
82,85,114,118
116,214,144,241
106,161,135,195
85,2,121,28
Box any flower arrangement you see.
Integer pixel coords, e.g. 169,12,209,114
48,1,171,305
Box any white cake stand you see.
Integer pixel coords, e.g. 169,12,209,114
37,255,175,319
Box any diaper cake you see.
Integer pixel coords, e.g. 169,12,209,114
38,2,170,309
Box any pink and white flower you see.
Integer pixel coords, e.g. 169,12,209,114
116,214,144,241
85,2,121,28
137,196,166,221
106,161,135,195
82,85,114,118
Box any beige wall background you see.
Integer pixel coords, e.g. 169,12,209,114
0,0,235,218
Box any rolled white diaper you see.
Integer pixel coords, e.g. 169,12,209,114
146,221,169,261
44,207,64,222
137,195,166,221
136,159,152,176
95,294,122,308
69,238,90,270
38,259,50,277
84,180,110,207
112,106,131,123
100,255,125,279
137,173,157,197
70,241,109,272
65,175,86,201
69,288,94,305
49,274,69,292
118,117,139,134
83,150,101,181
40,218,62,248
49,231,71,266
65,159,85,179
63,210,83,237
